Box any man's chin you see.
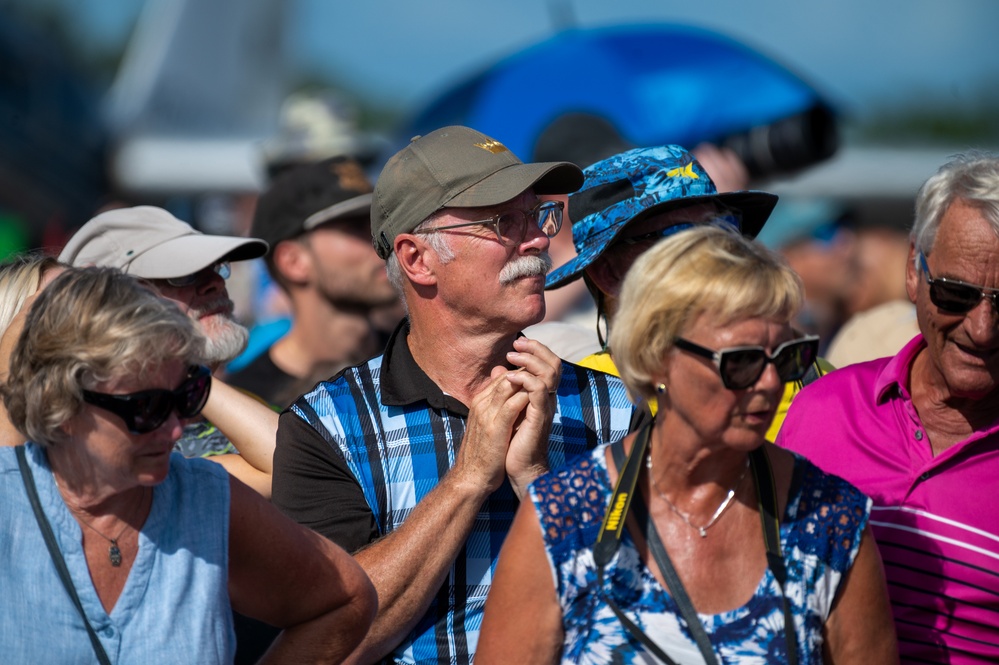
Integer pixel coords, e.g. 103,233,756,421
198,315,249,366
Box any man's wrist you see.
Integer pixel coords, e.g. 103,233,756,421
508,463,550,498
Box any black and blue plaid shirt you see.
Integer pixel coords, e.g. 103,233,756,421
273,321,635,664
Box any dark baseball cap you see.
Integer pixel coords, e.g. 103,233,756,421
252,156,374,252
371,126,583,259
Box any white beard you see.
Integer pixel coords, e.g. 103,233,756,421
196,312,249,365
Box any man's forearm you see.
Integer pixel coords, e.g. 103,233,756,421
343,469,490,664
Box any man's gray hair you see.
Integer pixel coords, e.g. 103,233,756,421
912,151,999,258
385,211,455,315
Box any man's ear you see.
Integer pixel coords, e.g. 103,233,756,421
272,239,312,285
904,242,919,305
394,234,438,287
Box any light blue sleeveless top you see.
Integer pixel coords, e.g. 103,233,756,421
0,443,234,663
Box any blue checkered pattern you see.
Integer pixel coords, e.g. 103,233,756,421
291,355,634,664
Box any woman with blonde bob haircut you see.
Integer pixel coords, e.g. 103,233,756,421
478,225,897,664
0,267,375,663
612,225,805,404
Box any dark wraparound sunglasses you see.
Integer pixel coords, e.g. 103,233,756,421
82,365,212,434
674,336,820,390
919,252,999,314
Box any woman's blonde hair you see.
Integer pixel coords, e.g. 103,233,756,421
2,267,205,446
0,253,63,336
610,224,804,402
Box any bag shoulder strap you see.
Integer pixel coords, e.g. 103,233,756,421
16,445,113,665
749,446,799,665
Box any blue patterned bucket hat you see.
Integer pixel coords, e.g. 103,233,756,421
545,145,778,289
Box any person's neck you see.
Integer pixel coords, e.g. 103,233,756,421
406,307,521,406
47,446,143,514
647,410,752,500
909,349,999,455
272,295,380,379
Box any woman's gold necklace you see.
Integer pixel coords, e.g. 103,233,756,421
646,454,749,538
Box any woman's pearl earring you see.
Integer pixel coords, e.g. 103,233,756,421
656,383,667,395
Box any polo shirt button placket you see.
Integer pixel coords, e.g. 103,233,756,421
914,429,924,441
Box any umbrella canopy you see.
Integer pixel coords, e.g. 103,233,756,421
402,23,837,176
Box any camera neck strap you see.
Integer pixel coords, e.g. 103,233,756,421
594,423,798,665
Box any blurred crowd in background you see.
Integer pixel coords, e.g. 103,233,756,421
1,0,996,372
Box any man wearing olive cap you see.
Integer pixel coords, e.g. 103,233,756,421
272,126,635,664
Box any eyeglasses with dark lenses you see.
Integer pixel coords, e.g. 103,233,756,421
919,252,999,315
416,200,563,246
164,262,231,288
674,336,820,390
82,365,212,434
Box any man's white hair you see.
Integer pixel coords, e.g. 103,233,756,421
385,211,455,315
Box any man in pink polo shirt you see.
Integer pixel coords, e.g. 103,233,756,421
778,151,999,664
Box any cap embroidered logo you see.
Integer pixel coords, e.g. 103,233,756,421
666,162,700,179
474,139,509,154
330,160,373,194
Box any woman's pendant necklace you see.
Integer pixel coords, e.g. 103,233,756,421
107,539,124,567
647,454,750,538
59,483,149,567
78,519,131,566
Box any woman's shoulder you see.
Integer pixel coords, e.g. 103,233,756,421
790,451,870,507
785,451,872,569
532,445,609,497
530,445,613,548
162,453,231,508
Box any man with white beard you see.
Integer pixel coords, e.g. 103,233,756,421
59,205,267,458
272,126,635,664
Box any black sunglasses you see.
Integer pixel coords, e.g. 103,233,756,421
82,365,212,434
674,336,820,390
919,252,999,315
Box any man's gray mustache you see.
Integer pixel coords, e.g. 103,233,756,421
189,298,235,319
499,253,553,285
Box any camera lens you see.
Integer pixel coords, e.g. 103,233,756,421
721,104,838,179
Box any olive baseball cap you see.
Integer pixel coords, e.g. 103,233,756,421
59,206,268,280
371,125,584,259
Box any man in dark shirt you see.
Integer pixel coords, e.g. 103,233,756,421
227,156,399,408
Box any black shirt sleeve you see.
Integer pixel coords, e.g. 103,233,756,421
271,409,379,553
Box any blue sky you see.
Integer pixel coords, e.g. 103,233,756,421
295,0,999,121
27,0,999,123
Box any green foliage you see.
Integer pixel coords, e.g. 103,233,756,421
856,85,999,144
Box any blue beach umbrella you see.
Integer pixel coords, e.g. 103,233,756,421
402,23,837,176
